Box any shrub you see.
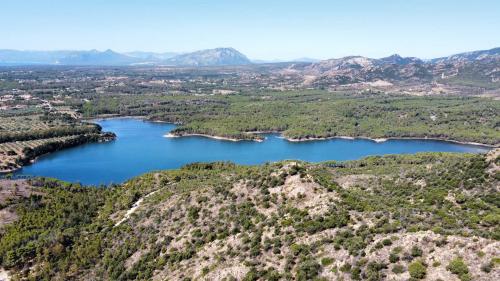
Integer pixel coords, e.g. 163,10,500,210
389,253,399,263
447,257,470,281
350,266,361,280
339,262,351,272
410,245,423,257
295,258,321,281
320,257,334,266
408,260,426,279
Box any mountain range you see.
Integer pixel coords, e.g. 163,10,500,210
0,46,497,67
0,47,498,88
287,47,500,88
0,47,251,67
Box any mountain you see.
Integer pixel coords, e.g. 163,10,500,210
165,47,251,66
58,49,140,66
291,47,499,88
0,48,252,66
376,54,422,65
0,49,140,66
0,47,497,84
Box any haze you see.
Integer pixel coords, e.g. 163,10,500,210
1,0,500,60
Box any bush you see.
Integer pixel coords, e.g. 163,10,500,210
447,257,470,281
339,262,351,272
410,245,423,257
320,257,334,266
295,258,321,281
389,253,399,263
408,260,426,279
350,266,361,280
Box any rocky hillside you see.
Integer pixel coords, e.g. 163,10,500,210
0,150,498,280
289,47,500,90
431,47,500,64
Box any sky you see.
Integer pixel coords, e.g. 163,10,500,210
1,0,499,60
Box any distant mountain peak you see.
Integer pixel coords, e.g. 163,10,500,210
377,54,422,65
387,54,402,58
165,47,251,66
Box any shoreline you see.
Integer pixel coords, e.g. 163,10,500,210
165,131,495,148
84,116,497,148
84,115,147,122
0,133,116,174
164,133,264,142
283,135,496,148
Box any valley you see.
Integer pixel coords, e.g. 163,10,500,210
0,46,498,280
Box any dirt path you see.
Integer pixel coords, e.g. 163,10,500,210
486,148,500,175
114,173,161,226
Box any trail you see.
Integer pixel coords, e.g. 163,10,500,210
114,173,161,227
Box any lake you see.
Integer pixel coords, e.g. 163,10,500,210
16,118,490,185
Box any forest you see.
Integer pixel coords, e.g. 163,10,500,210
81,90,500,145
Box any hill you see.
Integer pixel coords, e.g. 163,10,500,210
0,150,498,280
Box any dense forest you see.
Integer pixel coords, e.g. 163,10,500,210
81,91,500,145
0,150,498,280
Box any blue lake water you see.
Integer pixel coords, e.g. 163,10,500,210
15,118,490,185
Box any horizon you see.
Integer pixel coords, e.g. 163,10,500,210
2,0,500,61
0,45,499,61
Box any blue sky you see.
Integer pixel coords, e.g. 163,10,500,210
1,0,499,60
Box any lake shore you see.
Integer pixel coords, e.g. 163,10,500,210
84,115,148,122
284,135,497,148
0,133,116,174
83,117,498,148
164,133,264,142
16,118,493,184
164,131,495,149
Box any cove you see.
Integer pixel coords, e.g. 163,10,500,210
15,118,490,185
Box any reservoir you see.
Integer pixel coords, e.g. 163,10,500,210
16,118,490,185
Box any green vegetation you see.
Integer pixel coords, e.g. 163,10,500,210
0,178,113,274
408,260,427,279
0,151,498,280
447,257,471,281
82,91,500,145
